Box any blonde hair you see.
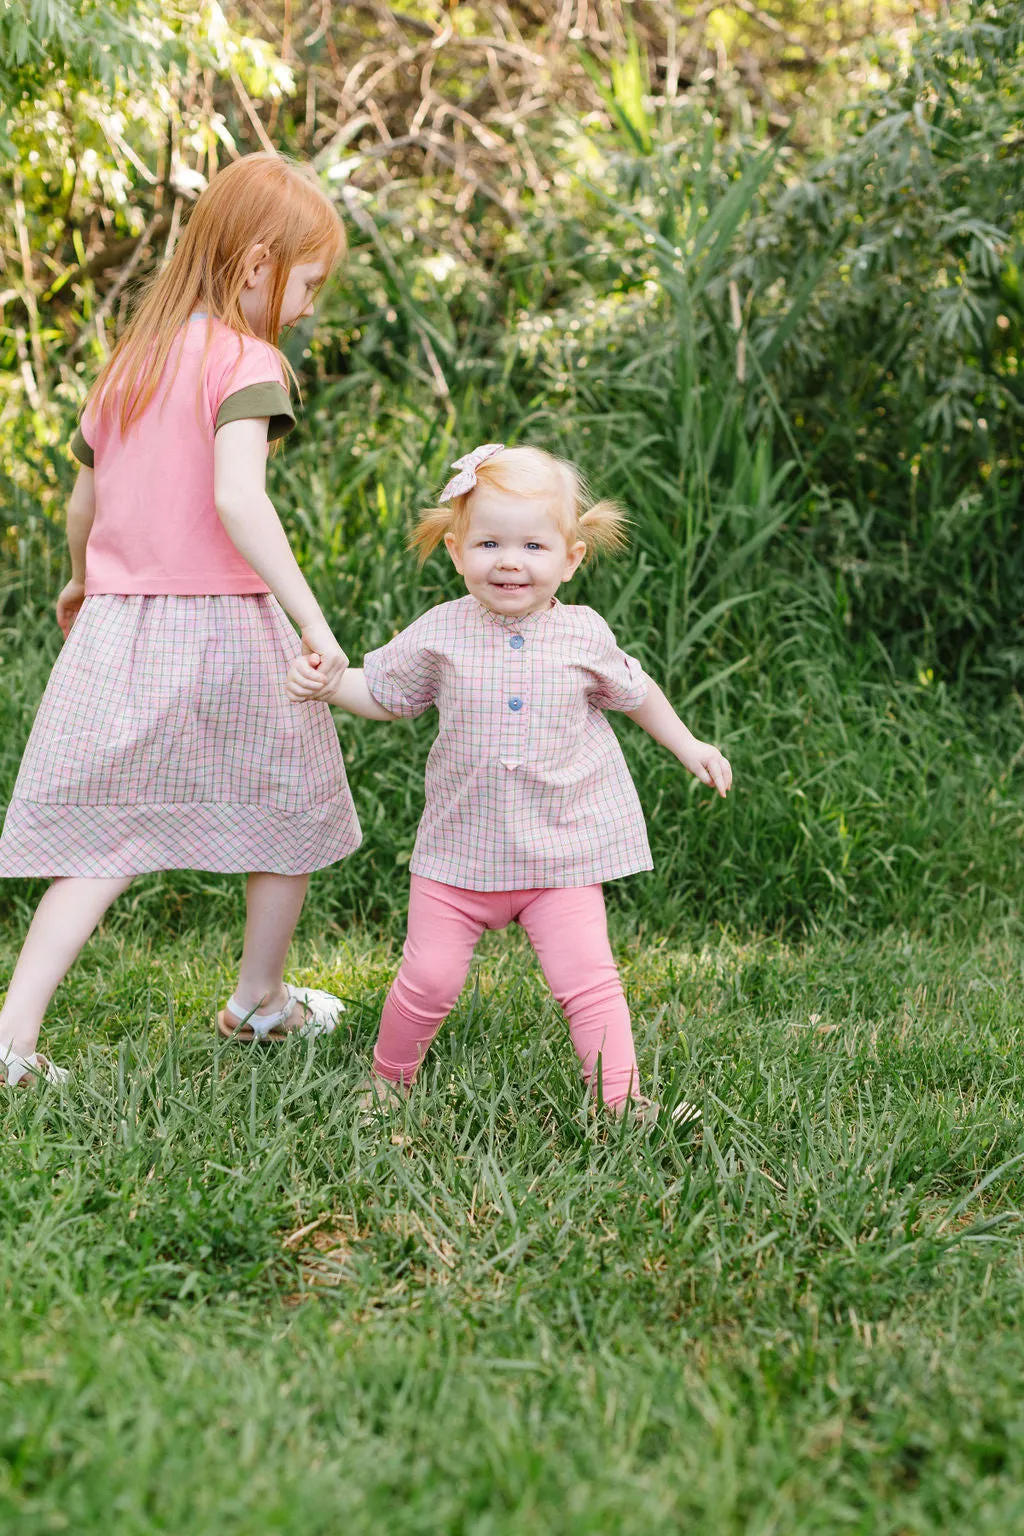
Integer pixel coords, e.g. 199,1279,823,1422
90,153,346,434
410,445,628,566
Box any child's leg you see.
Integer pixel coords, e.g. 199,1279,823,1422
0,875,134,1058
233,872,310,1017
373,876,493,1087
516,886,640,1108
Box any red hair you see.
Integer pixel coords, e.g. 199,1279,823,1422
90,153,346,433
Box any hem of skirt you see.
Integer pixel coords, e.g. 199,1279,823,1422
0,798,361,878
407,857,654,892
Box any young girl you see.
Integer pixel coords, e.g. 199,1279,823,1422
287,444,732,1120
0,153,360,1087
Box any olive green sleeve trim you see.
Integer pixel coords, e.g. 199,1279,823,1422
70,425,94,467
215,381,296,441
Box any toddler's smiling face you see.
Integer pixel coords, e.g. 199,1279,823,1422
445,485,586,618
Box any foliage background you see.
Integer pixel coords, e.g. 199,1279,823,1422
2,0,1020,940
3,7,1024,1533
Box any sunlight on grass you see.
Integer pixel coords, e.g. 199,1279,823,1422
3,925,1024,1531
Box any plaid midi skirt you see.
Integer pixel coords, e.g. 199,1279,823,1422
0,594,362,877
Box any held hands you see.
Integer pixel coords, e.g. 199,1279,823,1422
294,618,347,699
56,578,86,639
287,649,333,702
681,740,732,798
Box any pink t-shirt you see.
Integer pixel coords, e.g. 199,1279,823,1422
72,317,295,595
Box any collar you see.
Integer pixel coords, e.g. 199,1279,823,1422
473,596,559,631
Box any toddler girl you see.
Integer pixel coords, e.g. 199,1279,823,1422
288,444,731,1119
0,153,360,1086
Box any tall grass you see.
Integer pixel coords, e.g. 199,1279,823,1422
2,377,1019,943
2,46,1021,943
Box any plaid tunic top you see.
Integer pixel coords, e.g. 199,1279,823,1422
363,596,653,891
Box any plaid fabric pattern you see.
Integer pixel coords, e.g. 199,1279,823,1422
0,594,361,877
363,596,652,891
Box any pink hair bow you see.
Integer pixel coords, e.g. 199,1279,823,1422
437,442,505,503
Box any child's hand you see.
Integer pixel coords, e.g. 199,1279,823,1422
287,653,332,702
682,741,732,798
299,618,347,693
56,578,86,638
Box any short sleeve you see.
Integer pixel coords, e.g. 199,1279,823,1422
70,423,94,467
70,398,97,467
584,615,649,712
209,333,295,442
363,614,442,719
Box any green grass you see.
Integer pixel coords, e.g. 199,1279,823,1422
4,12,1023,1521
3,93,1023,1524
4,919,1024,1533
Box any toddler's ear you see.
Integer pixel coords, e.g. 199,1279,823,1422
564,539,587,579
443,531,465,574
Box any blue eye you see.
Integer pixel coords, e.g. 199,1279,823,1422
525,541,542,551
480,539,498,548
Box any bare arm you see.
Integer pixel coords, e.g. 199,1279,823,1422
625,678,732,797
213,417,347,685
67,466,96,582
286,657,398,721
325,668,397,720
56,467,96,636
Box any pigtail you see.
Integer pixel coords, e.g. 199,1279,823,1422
407,453,628,569
578,499,629,560
408,506,456,565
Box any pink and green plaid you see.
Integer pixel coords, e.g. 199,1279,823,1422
0,594,361,877
363,596,653,891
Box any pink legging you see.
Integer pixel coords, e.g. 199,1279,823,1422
373,876,640,1106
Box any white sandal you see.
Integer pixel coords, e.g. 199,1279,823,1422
607,1095,702,1128
217,984,344,1043
0,1044,69,1087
